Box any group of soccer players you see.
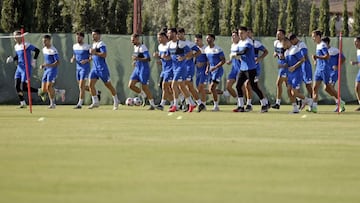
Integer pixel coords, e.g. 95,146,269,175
7,27,360,113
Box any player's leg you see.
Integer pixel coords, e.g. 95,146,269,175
355,81,360,111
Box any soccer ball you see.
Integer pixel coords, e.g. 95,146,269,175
133,97,142,106
125,97,134,106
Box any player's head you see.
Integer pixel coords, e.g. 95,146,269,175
13,30,22,43
231,29,239,43
354,36,360,49
167,27,177,41
206,34,215,46
247,27,254,38
194,34,203,46
76,32,85,43
321,36,330,47
42,35,52,47
238,26,248,40
91,29,101,42
282,37,292,49
288,33,298,45
177,28,185,40
276,29,286,40
131,33,141,45
311,30,323,43
157,31,168,44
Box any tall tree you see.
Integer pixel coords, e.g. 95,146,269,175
142,10,151,34
286,0,298,34
319,0,330,36
169,0,179,27
230,0,241,32
221,0,232,35
195,0,205,34
126,0,133,34
277,0,286,29
297,0,312,36
108,0,129,34
353,0,360,36
262,0,271,36
330,16,337,37
343,0,349,37
204,0,220,34
35,0,51,32
61,0,73,32
243,0,252,28
309,1,318,35
253,0,263,36
48,0,63,32
0,0,16,32
74,0,92,32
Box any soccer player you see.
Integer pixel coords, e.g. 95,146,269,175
194,34,208,112
167,28,196,112
322,36,346,112
177,28,202,111
70,32,101,109
88,29,119,110
225,30,240,103
272,29,289,109
245,28,269,111
288,33,314,109
128,33,156,110
204,34,225,111
282,38,312,113
153,31,173,110
311,30,345,113
350,36,360,111
39,34,66,109
6,30,40,108
232,26,268,113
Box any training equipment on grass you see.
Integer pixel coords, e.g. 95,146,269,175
133,97,142,106
125,97,134,106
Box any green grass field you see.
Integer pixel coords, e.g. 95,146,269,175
1,104,360,203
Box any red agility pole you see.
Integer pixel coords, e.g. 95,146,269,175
337,32,343,114
21,28,32,113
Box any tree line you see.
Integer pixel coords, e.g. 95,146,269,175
1,0,360,37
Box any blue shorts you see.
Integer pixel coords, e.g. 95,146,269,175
42,68,58,83
172,61,187,81
130,66,150,85
162,70,173,83
76,67,90,81
329,70,338,84
302,61,313,84
255,63,261,76
185,64,195,81
314,69,331,84
228,66,240,80
14,68,31,82
196,67,208,86
287,71,302,89
356,69,360,82
278,67,288,78
89,68,111,83
210,68,224,83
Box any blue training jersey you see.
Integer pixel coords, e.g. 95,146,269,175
204,45,225,67
230,42,241,70
133,44,150,69
91,41,108,71
73,43,91,69
285,45,304,73
254,40,266,58
195,45,208,64
14,42,37,70
328,46,343,68
274,40,286,64
238,38,256,71
297,41,312,70
167,40,191,62
42,46,59,69
158,42,172,74
315,41,330,71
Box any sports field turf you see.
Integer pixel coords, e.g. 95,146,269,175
0,105,360,203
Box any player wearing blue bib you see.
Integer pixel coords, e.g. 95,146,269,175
177,28,202,111
282,39,312,113
204,34,225,112
245,28,269,111
232,27,268,113
88,29,119,110
194,34,209,112
129,33,156,110
289,33,314,109
70,32,96,109
311,30,345,113
154,31,174,110
7,30,40,108
167,28,196,112
39,35,66,109
272,29,289,109
350,36,360,111
225,30,241,101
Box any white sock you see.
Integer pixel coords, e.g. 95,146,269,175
112,95,119,103
237,97,244,107
276,99,281,105
78,99,84,106
149,99,155,106
92,96,99,104
160,99,166,106
196,99,202,105
50,98,55,106
246,99,252,105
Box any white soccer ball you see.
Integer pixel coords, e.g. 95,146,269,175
133,97,142,106
125,97,134,106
